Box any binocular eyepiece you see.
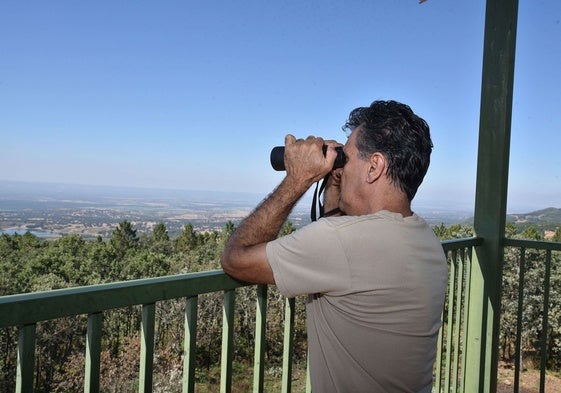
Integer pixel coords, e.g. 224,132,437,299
270,145,346,171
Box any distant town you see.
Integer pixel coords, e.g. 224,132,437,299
2,180,557,240
0,181,308,239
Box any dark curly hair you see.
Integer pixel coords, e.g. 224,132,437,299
343,100,433,201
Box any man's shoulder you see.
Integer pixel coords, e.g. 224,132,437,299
318,210,421,227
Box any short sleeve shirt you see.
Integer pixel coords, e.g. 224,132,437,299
266,211,448,393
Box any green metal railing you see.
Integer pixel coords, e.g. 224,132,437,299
436,237,483,393
502,238,561,393
434,237,561,393
0,271,295,393
1,237,559,392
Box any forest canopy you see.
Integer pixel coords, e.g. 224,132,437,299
1,221,560,391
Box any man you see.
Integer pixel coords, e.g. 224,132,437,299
221,100,448,392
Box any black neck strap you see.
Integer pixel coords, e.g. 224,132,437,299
311,175,329,222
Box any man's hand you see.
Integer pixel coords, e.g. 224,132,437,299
283,135,339,188
323,167,343,215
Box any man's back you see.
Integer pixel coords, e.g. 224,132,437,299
267,211,448,392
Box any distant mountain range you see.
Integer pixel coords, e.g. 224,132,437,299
455,207,561,231
507,207,561,227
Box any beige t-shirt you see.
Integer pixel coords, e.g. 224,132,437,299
266,211,448,393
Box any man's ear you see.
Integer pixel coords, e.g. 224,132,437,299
366,153,386,183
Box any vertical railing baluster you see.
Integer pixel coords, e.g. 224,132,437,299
459,247,473,393
16,323,36,393
539,250,552,393
183,296,198,393
451,248,465,392
514,247,526,393
434,249,450,392
435,307,444,392
85,312,102,393
253,285,268,393
140,303,156,393
220,289,235,393
444,250,457,393
282,297,295,393
306,351,311,393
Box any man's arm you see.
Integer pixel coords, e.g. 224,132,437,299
220,134,338,284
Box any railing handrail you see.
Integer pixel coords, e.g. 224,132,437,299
504,237,561,251
441,236,483,251
0,269,247,328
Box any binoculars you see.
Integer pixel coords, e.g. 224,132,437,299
270,145,346,171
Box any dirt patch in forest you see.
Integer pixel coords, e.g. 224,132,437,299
497,366,561,393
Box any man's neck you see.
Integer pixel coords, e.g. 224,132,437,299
366,190,412,217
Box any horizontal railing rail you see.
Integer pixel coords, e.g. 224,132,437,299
0,270,243,328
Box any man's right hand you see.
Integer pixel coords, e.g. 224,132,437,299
283,134,339,189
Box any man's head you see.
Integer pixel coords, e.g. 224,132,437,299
343,100,433,201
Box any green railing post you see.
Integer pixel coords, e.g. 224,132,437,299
220,289,235,393
253,285,268,393
452,249,465,392
464,247,489,393
281,297,295,393
435,309,444,392
514,247,526,393
16,324,36,393
444,251,456,393
459,247,473,393
85,312,102,393
306,352,311,393
139,303,156,393
469,0,519,391
183,296,198,393
539,250,552,393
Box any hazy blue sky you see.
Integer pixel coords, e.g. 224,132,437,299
1,1,560,213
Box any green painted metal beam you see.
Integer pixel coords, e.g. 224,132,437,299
468,0,519,391
441,237,483,251
85,312,102,393
253,285,268,393
539,250,552,393
513,248,526,393
220,290,235,393
0,270,245,328
306,353,311,393
452,250,465,392
183,296,198,393
435,310,444,392
139,303,156,393
460,247,473,393
16,324,35,393
281,298,295,393
444,252,456,393
504,238,561,251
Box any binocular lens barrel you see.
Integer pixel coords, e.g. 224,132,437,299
270,146,345,171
